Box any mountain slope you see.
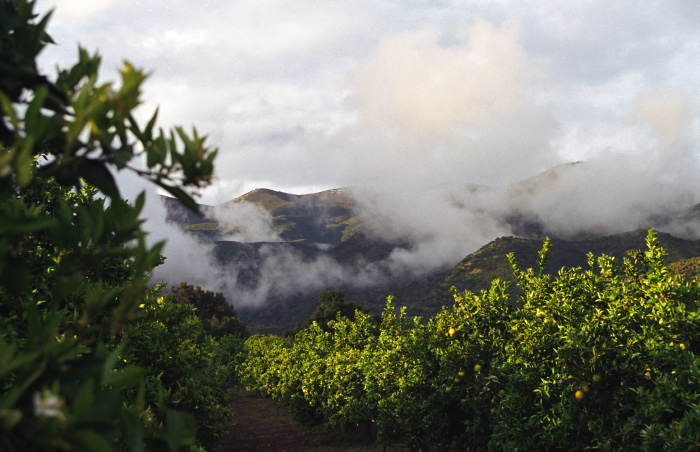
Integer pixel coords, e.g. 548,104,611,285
387,229,700,318
229,188,358,245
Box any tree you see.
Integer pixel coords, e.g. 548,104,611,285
0,0,219,449
301,289,368,332
166,282,248,338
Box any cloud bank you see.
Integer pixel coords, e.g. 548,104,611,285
40,0,699,308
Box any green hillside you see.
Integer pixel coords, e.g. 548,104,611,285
228,188,360,244
235,229,700,334
160,186,700,334
387,230,700,318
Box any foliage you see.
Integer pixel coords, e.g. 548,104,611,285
0,1,226,450
241,230,700,450
165,282,248,338
291,289,368,334
123,288,243,450
670,256,700,280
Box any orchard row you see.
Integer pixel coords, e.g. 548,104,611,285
241,232,700,451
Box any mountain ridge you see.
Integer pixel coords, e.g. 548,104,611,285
159,164,700,333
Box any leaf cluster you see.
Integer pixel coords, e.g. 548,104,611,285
0,1,230,450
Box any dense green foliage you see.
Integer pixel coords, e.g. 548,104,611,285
123,288,244,450
288,289,368,334
241,231,700,450
0,1,238,450
165,282,249,338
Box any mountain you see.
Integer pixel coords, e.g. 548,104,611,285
159,164,700,334
166,187,361,245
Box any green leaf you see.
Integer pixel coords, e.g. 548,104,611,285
78,159,120,200
24,84,49,137
104,366,147,389
0,408,23,431
165,410,196,452
152,180,200,215
70,428,115,452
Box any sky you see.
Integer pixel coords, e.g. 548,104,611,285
34,0,700,306
37,0,699,202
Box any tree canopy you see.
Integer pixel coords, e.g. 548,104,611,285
0,1,227,449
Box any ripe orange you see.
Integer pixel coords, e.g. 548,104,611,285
575,390,585,400
448,327,456,336
474,364,482,373
457,371,465,377
679,343,686,350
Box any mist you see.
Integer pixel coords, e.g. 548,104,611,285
128,19,698,311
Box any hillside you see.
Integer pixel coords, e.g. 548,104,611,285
385,230,700,319
228,230,700,334
160,174,700,334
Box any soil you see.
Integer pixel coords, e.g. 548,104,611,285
219,389,409,451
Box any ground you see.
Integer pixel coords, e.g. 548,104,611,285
220,389,409,451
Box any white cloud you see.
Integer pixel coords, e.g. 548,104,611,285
45,0,120,21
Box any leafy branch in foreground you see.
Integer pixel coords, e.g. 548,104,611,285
0,0,224,450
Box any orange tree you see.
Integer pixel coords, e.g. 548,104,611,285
241,231,699,450
0,0,221,450
489,232,700,450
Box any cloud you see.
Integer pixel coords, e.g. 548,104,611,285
45,0,120,21
207,201,280,243
35,0,700,311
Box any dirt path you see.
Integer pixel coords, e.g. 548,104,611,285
219,389,408,451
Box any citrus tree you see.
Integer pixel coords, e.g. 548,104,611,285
241,231,700,451
0,0,221,450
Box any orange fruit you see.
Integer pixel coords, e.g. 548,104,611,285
474,364,482,373
448,327,456,336
575,390,585,400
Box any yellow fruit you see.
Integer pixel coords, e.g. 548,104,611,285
448,327,456,336
669,341,674,347
575,390,585,400
592,374,602,383
679,343,686,350
474,364,482,373
457,371,465,377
